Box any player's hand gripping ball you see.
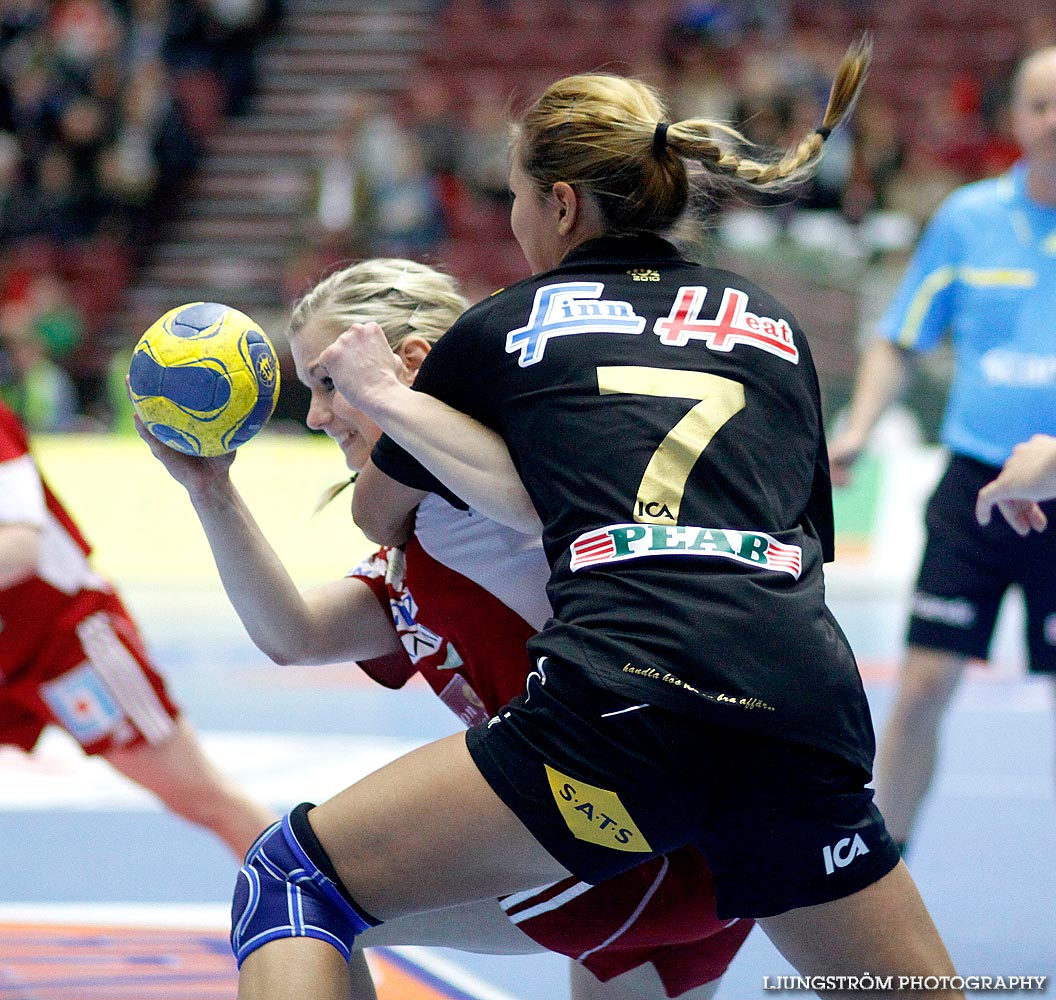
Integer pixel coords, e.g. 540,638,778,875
128,302,280,456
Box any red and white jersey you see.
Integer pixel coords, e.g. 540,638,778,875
0,401,179,753
348,492,551,725
348,532,538,727
0,402,109,676
348,495,751,995
413,493,552,632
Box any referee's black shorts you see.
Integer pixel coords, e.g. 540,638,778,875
907,453,1056,673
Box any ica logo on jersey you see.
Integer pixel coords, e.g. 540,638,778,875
544,765,652,853
637,500,674,520
822,833,870,875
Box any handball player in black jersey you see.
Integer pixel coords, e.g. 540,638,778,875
233,40,963,1000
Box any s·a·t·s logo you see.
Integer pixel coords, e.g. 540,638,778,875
822,833,870,874
544,765,652,853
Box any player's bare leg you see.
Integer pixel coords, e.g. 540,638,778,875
240,937,351,1000
759,861,961,999
237,732,572,999
356,898,541,954
104,714,275,858
873,647,967,847
309,732,571,916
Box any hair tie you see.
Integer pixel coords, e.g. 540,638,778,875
815,124,832,140
652,121,670,157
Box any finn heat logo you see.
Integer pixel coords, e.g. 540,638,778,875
505,282,647,366
654,286,799,362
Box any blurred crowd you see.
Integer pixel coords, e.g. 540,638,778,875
0,0,281,429
297,0,1051,303
4,0,1054,431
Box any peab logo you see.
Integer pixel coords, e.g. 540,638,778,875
822,833,869,875
569,522,802,578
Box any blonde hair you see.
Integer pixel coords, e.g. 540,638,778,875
513,36,872,233
291,258,469,511
289,257,468,350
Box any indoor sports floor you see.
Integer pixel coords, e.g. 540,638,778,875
2,438,1054,998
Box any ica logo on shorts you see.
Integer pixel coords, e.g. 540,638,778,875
822,833,869,875
545,765,652,852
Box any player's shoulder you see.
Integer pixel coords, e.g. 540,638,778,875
455,272,543,326
435,271,573,360
458,256,733,311
698,262,785,300
443,244,791,333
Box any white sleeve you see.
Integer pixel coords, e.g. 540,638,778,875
414,492,553,632
0,454,48,527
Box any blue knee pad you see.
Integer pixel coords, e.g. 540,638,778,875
231,802,380,967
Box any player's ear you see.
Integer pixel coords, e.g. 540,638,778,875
553,181,578,235
396,336,432,380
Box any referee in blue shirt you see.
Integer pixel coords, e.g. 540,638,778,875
830,45,1056,856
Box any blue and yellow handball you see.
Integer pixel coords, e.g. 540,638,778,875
128,301,280,456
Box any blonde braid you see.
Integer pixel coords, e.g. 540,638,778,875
669,34,872,193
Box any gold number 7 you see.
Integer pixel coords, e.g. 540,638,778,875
597,366,745,525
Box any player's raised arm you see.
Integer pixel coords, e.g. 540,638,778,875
125,301,401,667
130,395,399,668
320,322,541,536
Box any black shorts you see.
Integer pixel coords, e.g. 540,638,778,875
466,657,899,919
907,454,1056,673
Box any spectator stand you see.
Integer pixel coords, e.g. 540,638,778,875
0,0,279,428
116,0,435,431
9,0,1054,431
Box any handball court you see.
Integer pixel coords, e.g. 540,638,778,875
1,437,1053,998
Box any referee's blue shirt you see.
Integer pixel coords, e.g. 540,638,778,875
877,161,1056,465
